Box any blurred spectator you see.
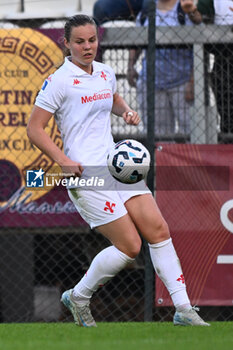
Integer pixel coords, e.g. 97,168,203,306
197,0,233,136
93,0,150,25
127,0,201,136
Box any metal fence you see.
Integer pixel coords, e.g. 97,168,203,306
0,7,233,324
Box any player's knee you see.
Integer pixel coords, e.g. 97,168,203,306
125,238,142,258
158,220,170,238
148,220,170,243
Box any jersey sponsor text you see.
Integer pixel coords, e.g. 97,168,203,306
81,91,112,104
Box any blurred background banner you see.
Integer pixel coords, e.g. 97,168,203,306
0,28,86,228
0,28,62,207
156,144,233,306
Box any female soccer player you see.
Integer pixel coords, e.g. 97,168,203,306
27,14,209,327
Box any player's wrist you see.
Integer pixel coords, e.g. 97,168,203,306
57,155,73,168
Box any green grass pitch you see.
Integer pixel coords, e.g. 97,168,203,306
0,322,232,350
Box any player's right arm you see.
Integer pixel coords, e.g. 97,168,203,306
27,106,83,177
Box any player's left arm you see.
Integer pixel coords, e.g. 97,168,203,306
112,92,140,125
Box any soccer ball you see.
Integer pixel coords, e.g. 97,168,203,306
107,139,151,184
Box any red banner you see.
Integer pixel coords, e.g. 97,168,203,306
155,144,233,306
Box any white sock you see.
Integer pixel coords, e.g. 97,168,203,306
73,246,134,302
149,238,191,309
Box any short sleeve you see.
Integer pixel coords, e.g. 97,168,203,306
35,73,64,113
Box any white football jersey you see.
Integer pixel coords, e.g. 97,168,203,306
35,57,117,166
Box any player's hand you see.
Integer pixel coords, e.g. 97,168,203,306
60,159,84,178
122,111,140,125
180,0,196,13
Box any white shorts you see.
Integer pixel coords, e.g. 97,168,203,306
68,177,151,229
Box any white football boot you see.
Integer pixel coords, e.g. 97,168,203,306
61,289,97,327
173,306,210,326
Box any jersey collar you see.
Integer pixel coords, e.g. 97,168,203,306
64,57,102,76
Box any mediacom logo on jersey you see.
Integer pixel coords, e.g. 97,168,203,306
26,169,105,189
81,90,112,104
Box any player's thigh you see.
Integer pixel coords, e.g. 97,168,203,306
68,187,142,258
124,193,170,244
96,213,142,258
68,187,128,229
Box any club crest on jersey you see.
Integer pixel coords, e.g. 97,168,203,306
176,274,185,284
104,201,116,213
100,71,107,80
